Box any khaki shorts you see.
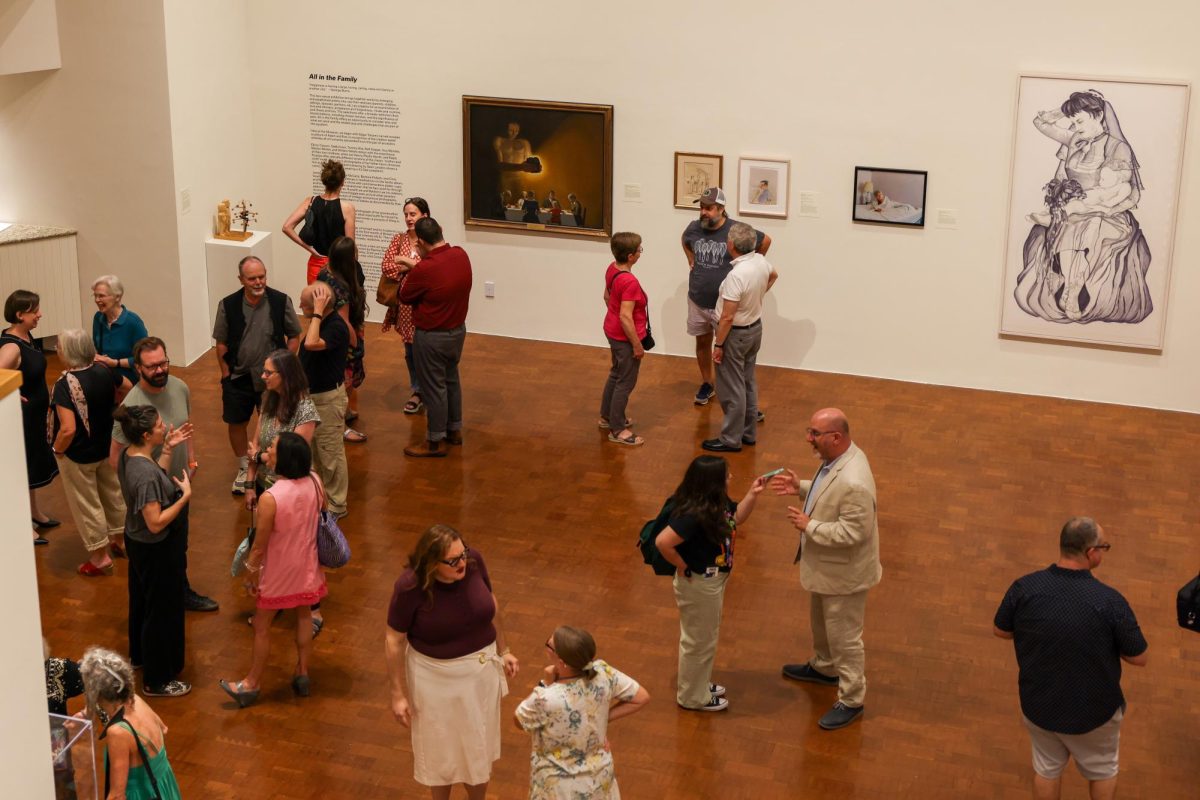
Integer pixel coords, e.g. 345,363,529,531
1023,707,1123,781
686,297,720,337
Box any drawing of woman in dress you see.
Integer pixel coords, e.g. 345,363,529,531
1014,90,1152,324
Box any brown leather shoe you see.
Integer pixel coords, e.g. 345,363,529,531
446,430,463,446
404,440,447,458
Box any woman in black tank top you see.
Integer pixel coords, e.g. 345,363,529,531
282,159,357,284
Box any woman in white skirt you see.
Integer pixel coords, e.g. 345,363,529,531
385,524,520,799
514,626,650,799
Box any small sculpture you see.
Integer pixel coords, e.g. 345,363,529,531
233,199,258,234
215,198,257,241
215,199,231,237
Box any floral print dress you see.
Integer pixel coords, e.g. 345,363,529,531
514,660,641,799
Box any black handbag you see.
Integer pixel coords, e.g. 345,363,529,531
1177,572,1200,632
299,195,318,246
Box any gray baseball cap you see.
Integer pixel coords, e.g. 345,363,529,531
695,187,727,206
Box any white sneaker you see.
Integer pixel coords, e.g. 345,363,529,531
709,683,727,698
144,680,192,697
231,466,247,495
680,696,728,712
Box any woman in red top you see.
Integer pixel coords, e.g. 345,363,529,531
384,525,520,800
380,197,431,415
599,232,648,446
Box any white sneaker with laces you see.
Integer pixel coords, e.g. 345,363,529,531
232,466,247,495
144,680,192,698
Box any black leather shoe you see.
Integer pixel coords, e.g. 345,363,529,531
818,702,863,730
33,517,61,529
741,437,756,446
782,663,838,685
184,590,219,612
445,430,463,446
701,438,741,453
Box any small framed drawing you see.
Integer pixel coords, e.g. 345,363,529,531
737,157,790,218
852,167,927,227
674,152,723,208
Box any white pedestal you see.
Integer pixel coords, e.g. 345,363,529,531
205,231,272,335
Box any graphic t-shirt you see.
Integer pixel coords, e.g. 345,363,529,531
682,216,765,309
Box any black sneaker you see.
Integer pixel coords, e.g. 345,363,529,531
694,382,715,405
818,702,863,730
144,680,192,697
709,683,726,698
782,663,838,686
679,695,728,712
184,589,219,612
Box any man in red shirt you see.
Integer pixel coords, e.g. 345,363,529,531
399,218,473,457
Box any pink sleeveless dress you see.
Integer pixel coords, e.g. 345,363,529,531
257,474,328,609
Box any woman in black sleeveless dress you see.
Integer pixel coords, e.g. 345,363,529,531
0,290,60,543
282,159,357,284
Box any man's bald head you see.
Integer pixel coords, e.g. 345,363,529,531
812,408,850,435
806,407,852,461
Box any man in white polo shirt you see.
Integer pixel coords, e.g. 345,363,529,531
702,222,778,452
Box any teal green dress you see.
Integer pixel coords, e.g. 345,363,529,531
106,720,182,799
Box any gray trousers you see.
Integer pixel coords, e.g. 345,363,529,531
413,326,465,442
599,337,641,428
715,320,762,446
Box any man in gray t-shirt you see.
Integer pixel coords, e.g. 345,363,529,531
681,187,770,405
108,337,218,613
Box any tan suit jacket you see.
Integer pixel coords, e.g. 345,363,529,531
793,442,881,595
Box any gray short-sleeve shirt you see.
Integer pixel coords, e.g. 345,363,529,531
118,453,182,544
682,216,765,309
212,294,302,391
112,377,191,479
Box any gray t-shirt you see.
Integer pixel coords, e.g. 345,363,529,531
212,294,302,392
682,216,765,309
118,452,182,544
112,377,191,480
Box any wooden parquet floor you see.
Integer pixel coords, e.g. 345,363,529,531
34,327,1200,798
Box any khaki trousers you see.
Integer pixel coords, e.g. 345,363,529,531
310,386,348,515
59,457,125,552
809,588,869,707
673,571,729,708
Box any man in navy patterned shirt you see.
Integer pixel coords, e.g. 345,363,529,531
994,517,1147,800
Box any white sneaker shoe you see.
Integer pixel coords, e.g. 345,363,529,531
232,466,247,495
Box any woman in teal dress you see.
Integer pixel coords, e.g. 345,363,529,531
80,646,182,799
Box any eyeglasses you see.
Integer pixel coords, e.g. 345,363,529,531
805,428,839,438
261,368,278,376
439,548,469,567
545,638,557,655
1088,543,1113,552
140,360,169,373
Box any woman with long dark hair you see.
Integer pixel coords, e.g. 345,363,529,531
221,431,327,707
655,455,765,711
514,625,650,798
381,197,431,414
384,525,520,800
318,235,368,441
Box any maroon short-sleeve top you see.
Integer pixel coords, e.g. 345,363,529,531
386,547,497,659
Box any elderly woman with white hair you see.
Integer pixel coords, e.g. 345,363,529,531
50,328,133,576
91,275,148,385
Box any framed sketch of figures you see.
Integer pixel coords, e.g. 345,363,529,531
463,96,613,238
999,74,1190,350
738,157,790,218
674,152,723,208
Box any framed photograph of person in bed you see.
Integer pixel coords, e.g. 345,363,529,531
737,157,790,218
463,95,613,238
851,167,928,228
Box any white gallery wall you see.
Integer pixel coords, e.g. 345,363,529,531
240,0,1200,412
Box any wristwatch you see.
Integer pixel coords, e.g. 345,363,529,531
713,343,724,349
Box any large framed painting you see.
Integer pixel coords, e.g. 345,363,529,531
999,73,1190,350
462,95,612,238
851,167,927,227
674,152,723,208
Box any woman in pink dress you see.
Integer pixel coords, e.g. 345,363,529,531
220,431,327,707
380,197,430,415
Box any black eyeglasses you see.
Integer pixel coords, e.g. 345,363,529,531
1088,543,1112,552
545,638,556,655
261,367,278,376
805,428,839,438
439,547,469,567
140,360,170,373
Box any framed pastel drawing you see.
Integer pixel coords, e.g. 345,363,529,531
462,95,613,238
999,73,1190,350
738,157,789,218
674,152,723,208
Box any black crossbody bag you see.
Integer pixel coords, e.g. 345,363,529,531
606,269,654,351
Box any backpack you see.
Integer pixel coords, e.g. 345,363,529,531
637,498,677,576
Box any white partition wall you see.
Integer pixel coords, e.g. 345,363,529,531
0,372,53,798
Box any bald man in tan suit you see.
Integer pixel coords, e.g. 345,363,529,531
771,408,881,730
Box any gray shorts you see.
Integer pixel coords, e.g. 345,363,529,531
1022,707,1123,781
686,296,720,337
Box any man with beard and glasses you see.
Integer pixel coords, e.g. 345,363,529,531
109,336,219,612
681,187,771,407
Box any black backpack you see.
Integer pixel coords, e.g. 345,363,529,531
1177,571,1200,632
637,498,677,576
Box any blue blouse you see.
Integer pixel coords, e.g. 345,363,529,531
92,306,148,384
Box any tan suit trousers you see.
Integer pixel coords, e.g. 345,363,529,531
310,386,348,515
809,588,869,707
59,457,126,552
